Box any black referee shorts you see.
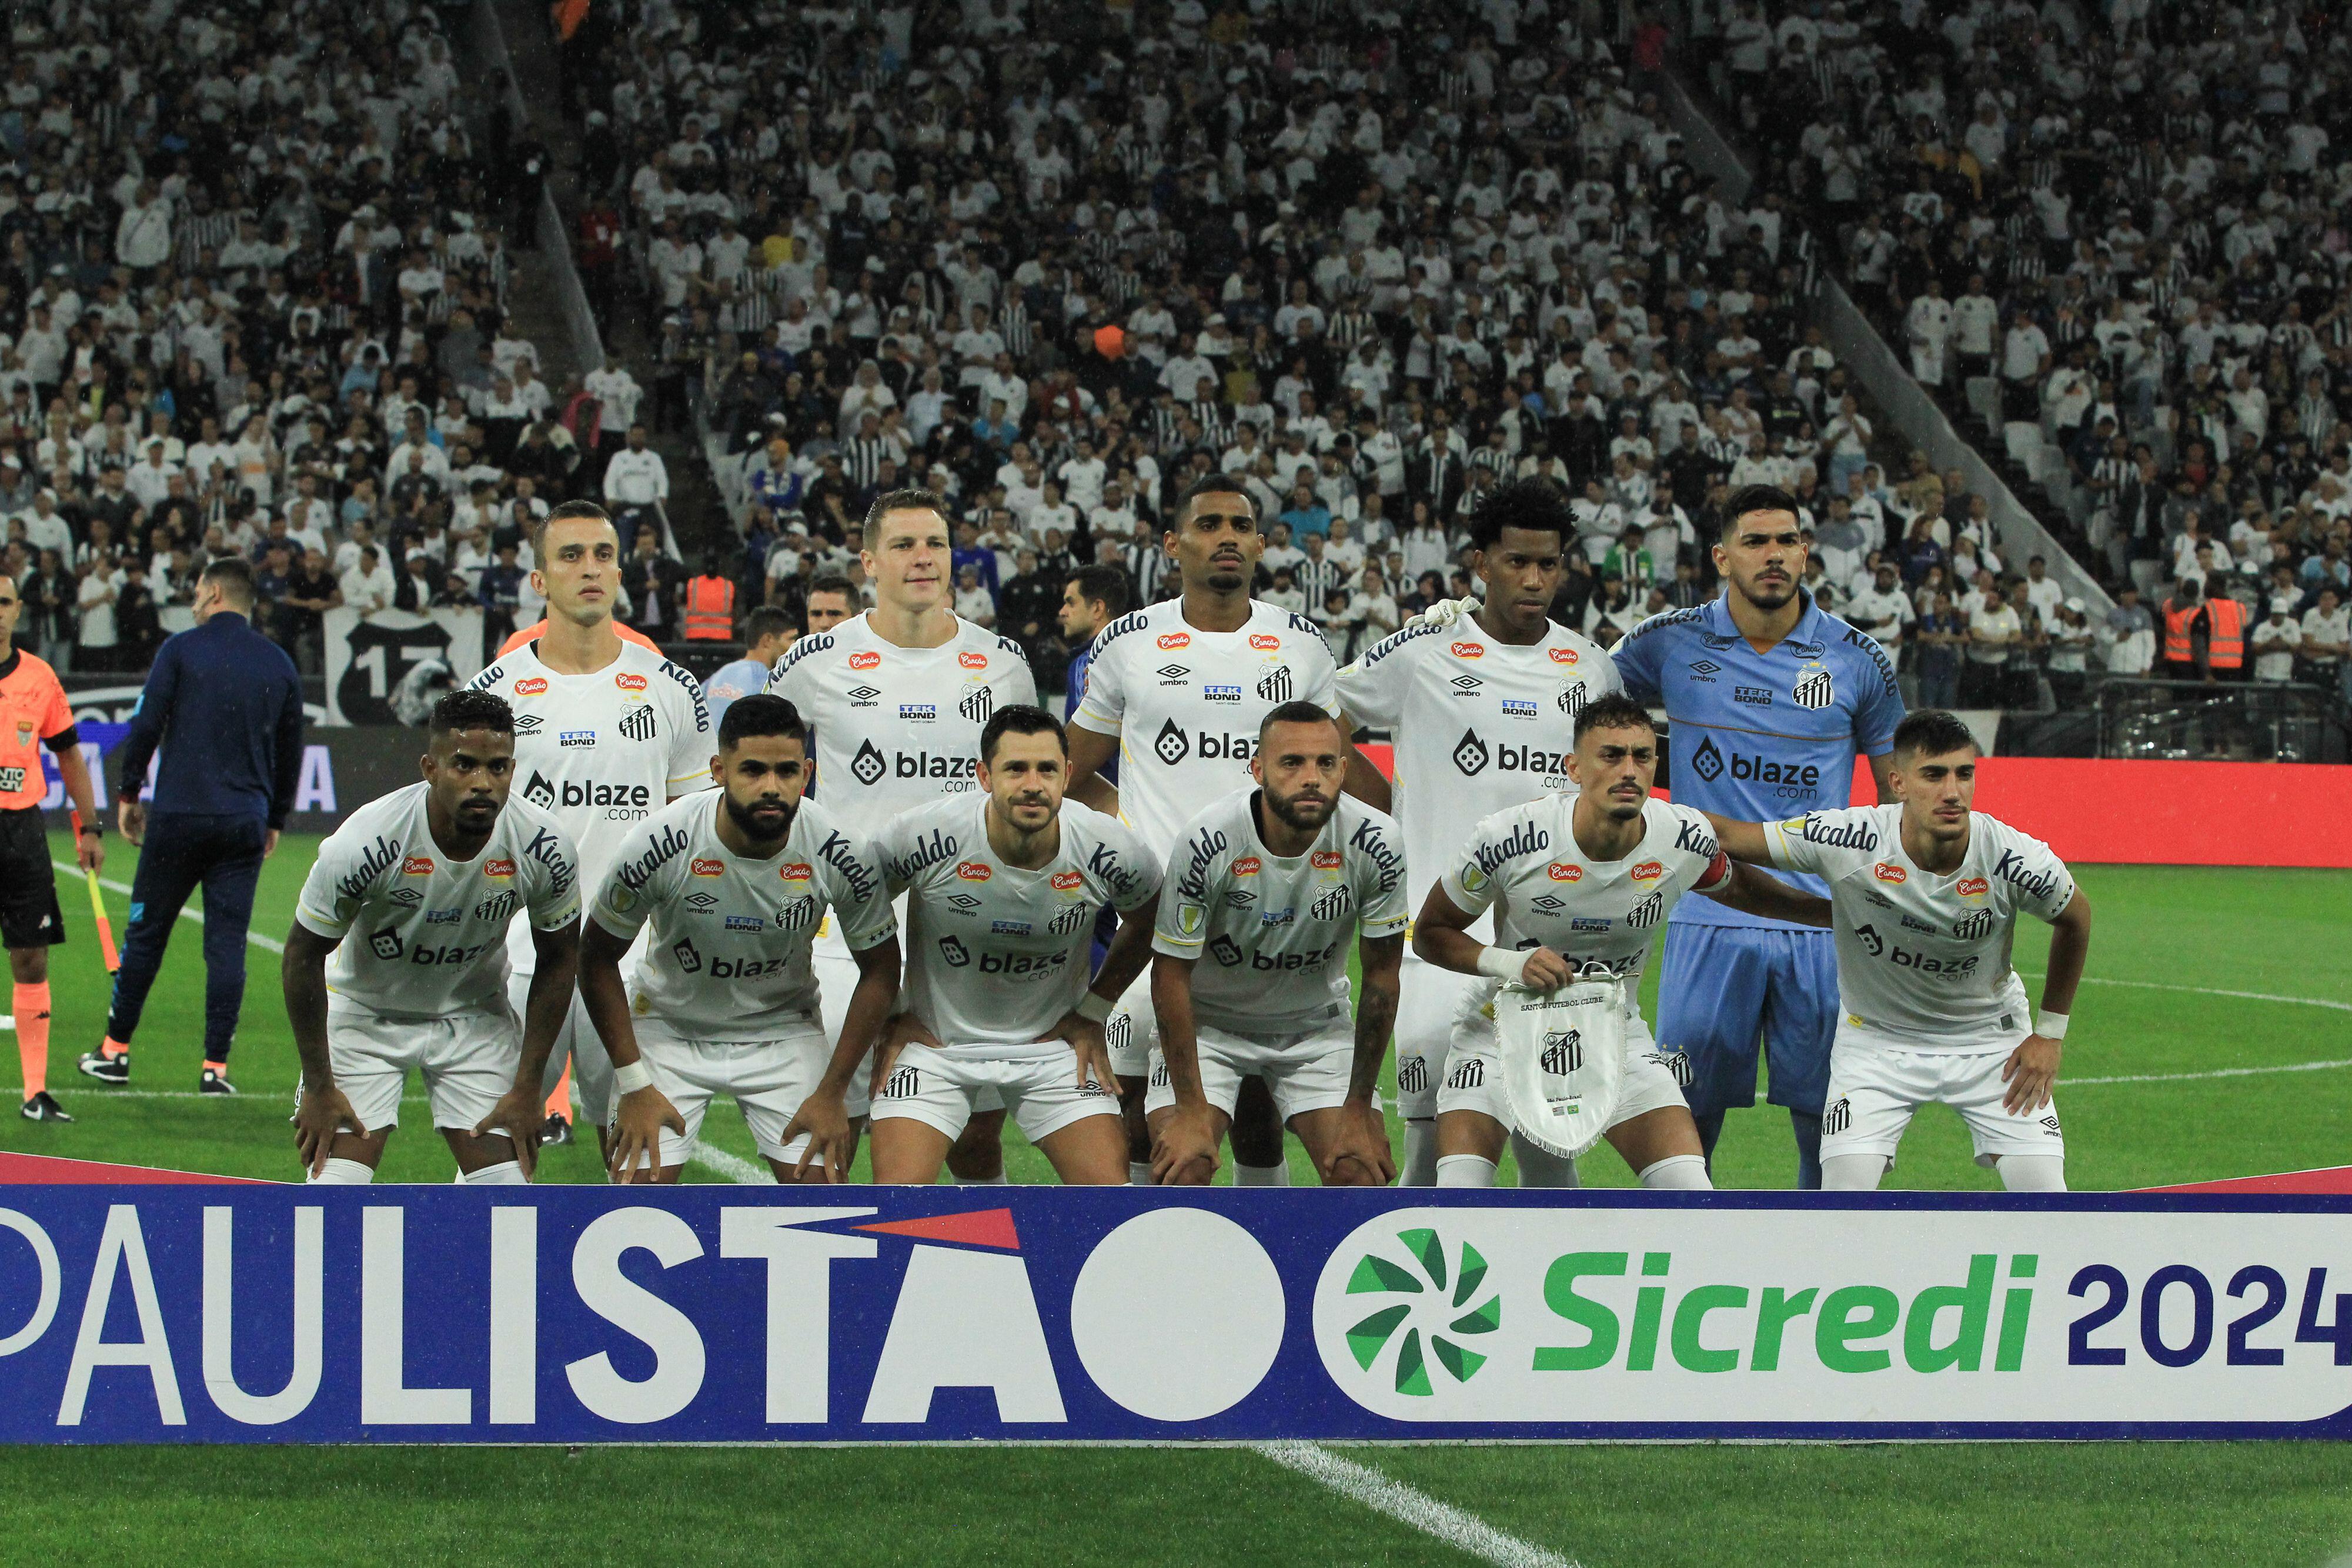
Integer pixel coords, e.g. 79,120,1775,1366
0,807,65,950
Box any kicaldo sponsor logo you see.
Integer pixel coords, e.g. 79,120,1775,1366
691,858,726,877
402,856,435,877
1450,641,1485,659
959,651,988,670
957,861,993,881
1873,862,1908,884
513,678,548,696
1158,632,1191,650
1548,863,1582,882
849,651,881,670
615,673,647,693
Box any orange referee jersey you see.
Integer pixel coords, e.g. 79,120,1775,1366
496,620,662,658
0,649,74,810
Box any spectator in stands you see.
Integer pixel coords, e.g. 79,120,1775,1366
622,529,687,638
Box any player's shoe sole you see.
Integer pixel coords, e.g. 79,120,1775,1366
19,1092,74,1122
540,1113,574,1146
199,1069,239,1096
77,1051,129,1085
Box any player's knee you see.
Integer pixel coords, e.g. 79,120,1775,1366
1636,1153,1711,1190
1997,1154,2066,1192
1820,1153,1888,1191
307,1157,376,1185
1435,1154,1498,1188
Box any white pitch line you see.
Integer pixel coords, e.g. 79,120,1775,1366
2016,971,2350,1014
2069,1058,2352,1086
1255,1442,1578,1568
49,860,286,954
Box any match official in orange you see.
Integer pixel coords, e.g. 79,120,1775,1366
0,574,105,1122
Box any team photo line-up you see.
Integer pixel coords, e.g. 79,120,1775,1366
6,474,2092,1193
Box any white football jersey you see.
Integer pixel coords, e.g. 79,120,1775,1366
1764,805,2075,1052
1069,599,1340,864
587,791,895,1041
469,637,714,965
1335,617,1619,924
765,611,1037,828
1154,787,1411,1035
296,783,580,1017
876,794,1160,1053
1439,795,1732,1005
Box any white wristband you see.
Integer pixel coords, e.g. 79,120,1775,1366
613,1059,654,1095
2034,1010,2070,1041
1475,946,1529,985
1075,991,1114,1025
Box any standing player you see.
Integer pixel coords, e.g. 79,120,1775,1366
1609,483,1904,1188
766,492,1037,1182
1706,710,2090,1191
0,574,104,1122
866,706,1160,1185
1335,478,1619,1186
1412,696,1830,1189
578,695,900,1183
1065,473,1342,1185
1059,564,1131,724
284,691,582,1183
468,501,713,1154
699,605,800,726
1147,704,1405,1186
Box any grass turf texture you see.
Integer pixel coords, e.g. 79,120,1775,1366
5,833,2350,1566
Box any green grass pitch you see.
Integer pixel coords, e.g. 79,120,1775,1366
4,830,2350,1564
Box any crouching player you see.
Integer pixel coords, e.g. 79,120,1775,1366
1148,703,1405,1186
867,705,1160,1185
286,691,581,1183
1707,709,2090,1192
1412,695,1829,1189
582,695,901,1183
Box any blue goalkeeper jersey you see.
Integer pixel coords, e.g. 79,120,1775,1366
1610,590,1904,929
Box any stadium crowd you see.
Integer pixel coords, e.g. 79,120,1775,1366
1692,0,2352,701
0,0,627,679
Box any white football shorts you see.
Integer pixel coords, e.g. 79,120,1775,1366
620,1009,843,1168
1435,985,1692,1136
1143,1015,1356,1123
1105,969,1160,1080
1393,949,1484,1120
870,1041,1120,1144
816,899,1001,1116
1820,1032,2066,1167
323,1000,519,1136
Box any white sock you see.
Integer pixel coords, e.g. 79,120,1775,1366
1997,1154,2067,1192
1234,1162,1290,1187
1821,1153,1890,1191
1399,1119,1439,1187
1637,1153,1712,1190
1436,1154,1498,1188
308,1156,375,1185
460,1160,527,1185
1127,1161,1155,1186
953,1172,1011,1186
1510,1132,1581,1189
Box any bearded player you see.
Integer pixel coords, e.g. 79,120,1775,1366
1148,704,1405,1186
1065,473,1342,1186
469,500,713,1157
867,706,1160,1185
1336,478,1619,1186
1706,709,2090,1191
766,491,1037,1183
579,694,900,1183
285,690,582,1183
1413,696,1829,1189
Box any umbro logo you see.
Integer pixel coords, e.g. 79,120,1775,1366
388,888,423,907
1689,660,1721,675
684,892,717,912
1531,894,1565,912
848,685,881,706
948,892,983,910
1157,664,1190,682
513,713,543,734
1450,674,1483,693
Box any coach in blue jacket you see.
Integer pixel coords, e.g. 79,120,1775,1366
81,557,303,1094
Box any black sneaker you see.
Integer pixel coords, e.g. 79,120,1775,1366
19,1092,74,1123
199,1068,239,1096
77,1049,129,1085
540,1112,574,1146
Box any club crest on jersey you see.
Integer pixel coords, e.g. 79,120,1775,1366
1250,633,1280,650
1558,685,1588,717
402,856,434,876
775,897,818,932
473,891,516,924
691,858,726,877
1631,861,1664,885
1873,862,1907,883
1175,903,1205,936
1450,641,1485,658
956,861,991,881
1256,666,1293,702
1547,862,1582,881
615,673,647,694
1548,647,1580,665
1048,903,1090,936
1311,884,1353,921
1051,870,1084,893
513,677,547,696
484,858,516,879
1957,876,1990,900
619,707,657,743
1157,632,1190,650
1792,662,1835,710
959,651,988,670
849,650,881,670
958,686,994,724
1625,891,1664,929
1952,908,1995,941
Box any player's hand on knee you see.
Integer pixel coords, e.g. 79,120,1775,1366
1151,1105,1221,1185
2000,1034,2061,1115
609,1085,685,1183
292,1085,366,1178
1321,1101,1396,1186
473,1084,546,1180
1049,1009,1117,1093
1518,947,1574,992
783,1086,853,1182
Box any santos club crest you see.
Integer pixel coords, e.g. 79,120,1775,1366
1792,664,1835,710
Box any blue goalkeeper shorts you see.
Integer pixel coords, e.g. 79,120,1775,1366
1652,924,1838,1118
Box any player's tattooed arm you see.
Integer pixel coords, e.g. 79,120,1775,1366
1063,724,1121,815
1148,953,1218,1185
2005,888,2091,1115
1337,706,1394,814
476,918,582,1179
578,917,685,1182
786,935,901,1182
1411,885,1573,990
1700,862,1832,927
283,923,370,1178
1327,932,1403,1186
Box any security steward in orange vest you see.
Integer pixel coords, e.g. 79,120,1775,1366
2160,576,2246,683
682,552,737,641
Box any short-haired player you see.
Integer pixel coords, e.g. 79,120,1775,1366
1706,710,2090,1191
579,694,900,1183
867,706,1161,1185
1412,696,1830,1189
1148,704,1406,1186
285,691,582,1183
